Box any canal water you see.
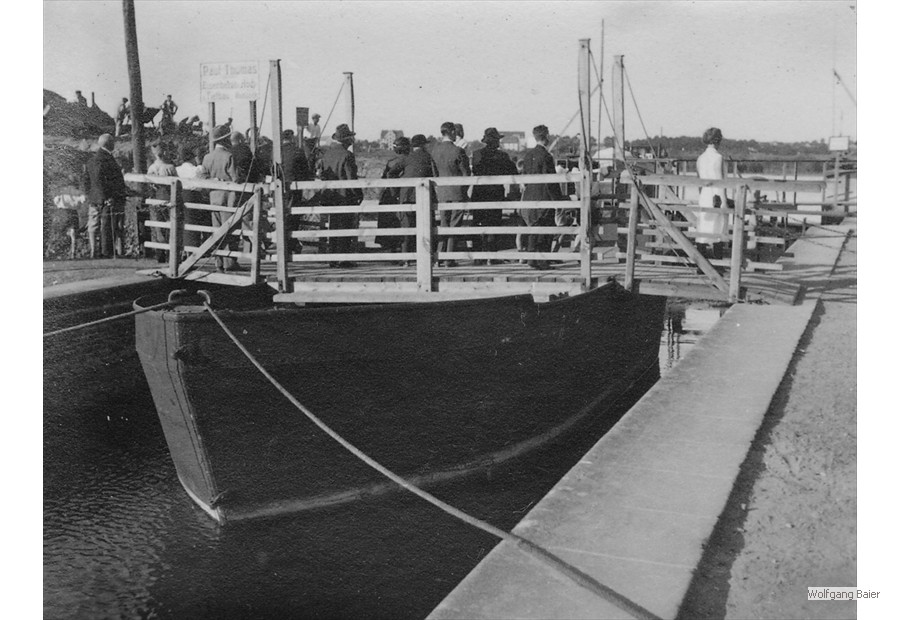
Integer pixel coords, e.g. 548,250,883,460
43,299,726,620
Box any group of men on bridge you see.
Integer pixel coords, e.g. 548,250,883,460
82,116,569,271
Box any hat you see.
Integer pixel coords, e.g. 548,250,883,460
282,129,294,139
332,123,356,141
411,134,428,148
440,121,455,135
532,124,550,140
482,127,503,141
312,113,321,119
212,125,232,143
393,136,411,150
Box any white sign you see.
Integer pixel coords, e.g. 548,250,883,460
200,61,261,103
828,136,850,152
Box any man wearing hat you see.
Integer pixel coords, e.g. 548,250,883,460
82,133,132,258
431,121,471,266
519,124,564,270
471,128,518,261
320,123,363,266
201,125,241,272
305,113,322,144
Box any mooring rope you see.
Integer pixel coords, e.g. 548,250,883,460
200,296,660,620
43,298,177,338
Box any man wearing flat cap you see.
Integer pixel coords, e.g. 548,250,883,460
519,124,564,270
320,123,363,266
471,127,518,261
201,125,241,271
431,121,471,266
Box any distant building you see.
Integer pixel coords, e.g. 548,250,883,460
379,129,405,150
499,131,526,152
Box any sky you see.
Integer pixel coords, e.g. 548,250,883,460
42,0,857,144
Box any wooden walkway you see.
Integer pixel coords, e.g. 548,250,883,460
145,245,803,305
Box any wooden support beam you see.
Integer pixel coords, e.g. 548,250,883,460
207,101,216,155
269,59,290,292
624,184,639,291
168,179,183,277
250,186,264,283
729,186,748,302
416,180,435,291
578,38,592,289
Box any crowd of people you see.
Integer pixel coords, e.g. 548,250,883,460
75,103,733,272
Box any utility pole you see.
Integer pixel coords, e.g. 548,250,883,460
122,0,146,173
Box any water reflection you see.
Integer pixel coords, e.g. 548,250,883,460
660,300,729,376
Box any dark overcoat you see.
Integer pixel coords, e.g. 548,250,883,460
430,140,470,202
519,144,563,225
82,148,129,206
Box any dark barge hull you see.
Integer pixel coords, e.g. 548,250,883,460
135,282,666,524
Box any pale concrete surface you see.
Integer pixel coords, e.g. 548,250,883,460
429,223,851,620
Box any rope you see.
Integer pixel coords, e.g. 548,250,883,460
320,80,345,139
43,299,176,338
200,298,660,620
623,67,660,159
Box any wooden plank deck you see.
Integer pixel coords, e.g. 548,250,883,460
140,244,805,305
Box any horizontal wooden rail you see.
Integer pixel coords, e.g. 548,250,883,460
634,173,826,193
125,173,266,193
286,172,580,192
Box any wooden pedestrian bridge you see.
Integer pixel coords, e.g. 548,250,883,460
124,168,848,306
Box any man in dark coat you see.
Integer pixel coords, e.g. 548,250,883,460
376,136,410,254
471,127,518,261
320,123,363,265
519,124,564,269
430,121,470,266
397,134,438,257
82,133,131,258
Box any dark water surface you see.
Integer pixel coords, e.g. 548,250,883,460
44,299,725,620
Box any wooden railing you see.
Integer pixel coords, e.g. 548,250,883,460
621,173,828,302
125,170,594,293
126,169,844,303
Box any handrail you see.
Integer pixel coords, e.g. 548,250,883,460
125,173,267,193
633,173,826,193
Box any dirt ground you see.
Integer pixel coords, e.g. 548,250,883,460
679,232,857,620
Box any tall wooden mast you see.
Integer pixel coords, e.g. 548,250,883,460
344,71,355,151
122,0,146,173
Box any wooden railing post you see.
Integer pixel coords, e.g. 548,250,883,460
415,180,435,292
728,185,748,302
580,166,593,290
250,187,264,282
624,180,639,291
168,179,183,277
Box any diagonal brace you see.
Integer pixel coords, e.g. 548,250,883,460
177,194,257,277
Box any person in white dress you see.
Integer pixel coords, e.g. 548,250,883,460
695,127,727,259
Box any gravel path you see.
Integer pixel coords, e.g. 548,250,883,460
679,231,857,619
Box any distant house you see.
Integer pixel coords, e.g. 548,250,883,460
499,131,526,152
379,129,404,150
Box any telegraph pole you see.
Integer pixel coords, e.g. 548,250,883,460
122,0,146,173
